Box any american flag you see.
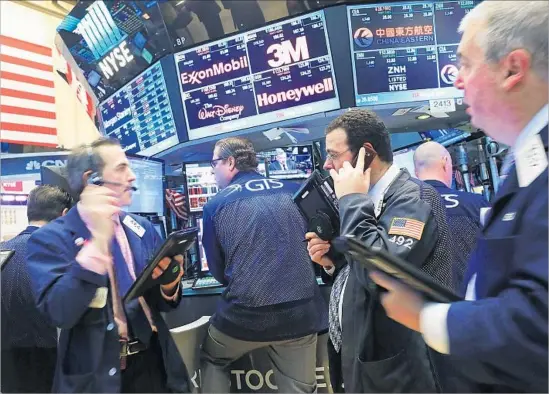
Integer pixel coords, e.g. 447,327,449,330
0,35,58,147
165,188,188,221
388,217,425,240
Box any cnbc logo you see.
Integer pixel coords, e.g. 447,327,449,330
353,27,374,48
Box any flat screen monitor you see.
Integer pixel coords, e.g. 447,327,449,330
174,10,340,141
57,0,173,102
393,147,417,176
347,1,482,106
184,162,219,213
97,58,187,157
153,222,166,240
420,128,470,146
126,157,164,216
196,217,209,272
264,145,314,180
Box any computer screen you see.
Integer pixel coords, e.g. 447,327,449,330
393,147,417,176
184,162,218,213
126,157,164,216
57,0,173,101
196,217,209,272
264,145,314,180
420,128,470,146
153,222,166,240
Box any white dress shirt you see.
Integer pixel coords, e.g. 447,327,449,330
325,163,402,327
420,103,549,355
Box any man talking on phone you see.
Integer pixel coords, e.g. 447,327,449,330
307,109,457,392
26,138,189,393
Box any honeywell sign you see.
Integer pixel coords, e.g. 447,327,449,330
257,78,334,108
181,56,248,86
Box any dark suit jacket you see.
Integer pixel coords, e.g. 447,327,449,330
445,126,548,392
26,207,190,393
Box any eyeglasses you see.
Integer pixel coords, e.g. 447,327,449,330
325,149,351,161
210,158,226,168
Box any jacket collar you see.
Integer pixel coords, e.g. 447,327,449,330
423,179,448,189
19,226,40,236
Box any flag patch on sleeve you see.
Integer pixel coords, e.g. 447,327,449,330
388,217,425,240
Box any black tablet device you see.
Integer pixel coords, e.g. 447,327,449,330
332,235,462,302
124,228,199,302
0,250,15,270
292,170,340,241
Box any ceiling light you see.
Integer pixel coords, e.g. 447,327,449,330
416,114,431,120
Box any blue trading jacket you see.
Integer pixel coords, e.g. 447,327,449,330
202,171,328,341
424,180,490,289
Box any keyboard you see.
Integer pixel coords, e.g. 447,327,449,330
192,276,223,290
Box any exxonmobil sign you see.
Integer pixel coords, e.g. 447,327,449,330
181,56,248,86
257,78,334,108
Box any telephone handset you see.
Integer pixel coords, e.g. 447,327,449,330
351,145,377,172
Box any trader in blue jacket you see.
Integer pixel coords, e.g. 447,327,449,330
1,185,72,393
200,137,327,393
414,141,490,288
369,2,548,392
26,138,189,393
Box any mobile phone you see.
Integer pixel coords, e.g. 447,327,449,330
352,146,377,172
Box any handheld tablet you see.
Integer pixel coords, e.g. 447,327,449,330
123,228,199,302
0,250,15,270
332,235,461,302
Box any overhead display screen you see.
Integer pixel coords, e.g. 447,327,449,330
348,1,481,106
175,10,339,141
57,0,172,101
98,61,180,157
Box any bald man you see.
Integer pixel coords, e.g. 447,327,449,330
414,141,489,289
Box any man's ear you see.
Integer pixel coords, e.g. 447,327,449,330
228,156,236,171
61,208,69,216
82,170,93,185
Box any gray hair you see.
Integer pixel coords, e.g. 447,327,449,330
215,137,258,172
66,138,120,197
459,1,548,81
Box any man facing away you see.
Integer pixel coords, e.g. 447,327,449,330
26,138,189,393
200,137,327,393
1,185,72,393
414,141,490,288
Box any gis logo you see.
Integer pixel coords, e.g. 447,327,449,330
353,27,374,48
267,36,310,68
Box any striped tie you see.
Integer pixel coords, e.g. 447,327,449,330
328,264,350,353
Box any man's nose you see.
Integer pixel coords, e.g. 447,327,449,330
323,160,333,171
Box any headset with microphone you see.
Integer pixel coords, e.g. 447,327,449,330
86,145,138,191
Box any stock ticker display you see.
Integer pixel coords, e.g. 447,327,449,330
348,1,481,106
174,11,340,140
98,61,180,157
57,0,172,101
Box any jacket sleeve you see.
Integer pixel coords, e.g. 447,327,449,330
445,190,548,392
339,192,439,289
202,203,227,285
143,221,183,313
26,229,109,329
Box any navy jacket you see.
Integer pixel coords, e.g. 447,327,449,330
1,226,57,349
338,170,454,393
446,126,548,392
202,171,328,341
424,180,490,288
26,207,189,393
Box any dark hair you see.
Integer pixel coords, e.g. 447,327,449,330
27,185,73,223
215,137,258,172
66,138,121,197
326,108,393,163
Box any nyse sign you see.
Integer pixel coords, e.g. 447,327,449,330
98,41,135,80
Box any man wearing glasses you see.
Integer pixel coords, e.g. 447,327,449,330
306,108,459,392
200,137,327,393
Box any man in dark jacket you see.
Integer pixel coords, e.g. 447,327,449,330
200,137,327,393
307,108,455,392
370,2,548,392
414,141,490,288
1,185,72,393
26,138,189,393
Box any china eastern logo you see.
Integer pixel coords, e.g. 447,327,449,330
354,27,374,48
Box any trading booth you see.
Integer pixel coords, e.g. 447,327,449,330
3,0,503,392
